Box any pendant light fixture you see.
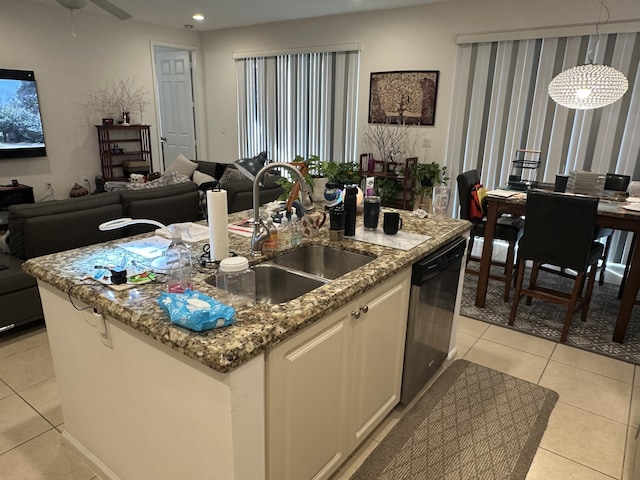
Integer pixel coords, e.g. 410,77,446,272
548,0,628,110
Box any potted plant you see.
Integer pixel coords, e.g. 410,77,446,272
376,176,402,206
322,161,360,187
412,162,449,211
275,155,319,202
86,78,149,124
413,162,449,188
302,155,327,201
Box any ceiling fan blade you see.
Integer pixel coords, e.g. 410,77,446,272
55,0,89,10
89,0,132,20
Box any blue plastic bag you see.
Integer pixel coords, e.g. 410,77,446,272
158,289,236,332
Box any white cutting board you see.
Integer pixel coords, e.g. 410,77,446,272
349,226,430,250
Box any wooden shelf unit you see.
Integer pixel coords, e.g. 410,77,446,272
359,154,417,210
96,125,152,181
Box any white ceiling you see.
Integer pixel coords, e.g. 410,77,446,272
32,0,450,31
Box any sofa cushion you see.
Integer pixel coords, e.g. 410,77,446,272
119,182,200,235
166,154,198,178
219,166,247,187
7,193,123,260
0,252,35,294
195,161,226,179
193,170,216,187
0,282,43,327
224,176,284,213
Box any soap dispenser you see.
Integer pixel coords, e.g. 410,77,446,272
263,217,278,253
290,211,301,247
278,217,291,250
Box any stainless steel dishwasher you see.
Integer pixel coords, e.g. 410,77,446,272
400,236,467,405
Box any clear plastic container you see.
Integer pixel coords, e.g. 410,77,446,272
215,256,256,306
165,234,193,293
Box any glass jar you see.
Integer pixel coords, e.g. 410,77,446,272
215,256,256,306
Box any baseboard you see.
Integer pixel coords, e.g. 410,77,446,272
62,431,121,480
447,346,458,360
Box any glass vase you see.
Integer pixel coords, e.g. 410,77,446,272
432,185,450,220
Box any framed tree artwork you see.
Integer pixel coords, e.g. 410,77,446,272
368,70,439,126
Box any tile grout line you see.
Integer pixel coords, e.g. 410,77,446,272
536,446,620,479
0,425,58,458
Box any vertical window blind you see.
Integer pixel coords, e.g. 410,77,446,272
235,50,360,165
448,31,640,262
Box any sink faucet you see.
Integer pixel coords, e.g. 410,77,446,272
250,162,314,256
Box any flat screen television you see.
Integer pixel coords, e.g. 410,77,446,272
0,69,46,159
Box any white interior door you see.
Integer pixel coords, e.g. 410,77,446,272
155,47,197,169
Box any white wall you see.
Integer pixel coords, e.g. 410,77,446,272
3,0,639,201
200,0,640,170
0,0,203,200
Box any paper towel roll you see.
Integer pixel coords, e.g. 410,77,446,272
207,190,230,261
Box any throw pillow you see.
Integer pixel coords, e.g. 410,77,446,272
193,169,216,186
124,172,190,190
165,154,198,178
218,166,247,187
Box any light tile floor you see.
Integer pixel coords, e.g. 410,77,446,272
2,317,638,480
332,316,640,480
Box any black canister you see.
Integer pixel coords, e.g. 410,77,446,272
344,186,357,236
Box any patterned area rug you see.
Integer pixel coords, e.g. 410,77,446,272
460,270,640,365
352,360,558,480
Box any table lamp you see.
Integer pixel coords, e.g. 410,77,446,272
99,217,174,238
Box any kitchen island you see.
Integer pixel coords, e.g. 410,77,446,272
23,208,470,480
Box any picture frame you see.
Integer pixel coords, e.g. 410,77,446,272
368,70,439,126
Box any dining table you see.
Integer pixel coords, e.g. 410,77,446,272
475,189,640,343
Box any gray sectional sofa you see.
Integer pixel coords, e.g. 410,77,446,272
193,160,283,213
0,160,284,335
0,182,200,334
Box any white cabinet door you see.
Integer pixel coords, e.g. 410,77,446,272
266,268,411,480
266,310,351,480
348,270,411,451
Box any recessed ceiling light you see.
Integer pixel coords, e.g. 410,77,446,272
192,13,204,21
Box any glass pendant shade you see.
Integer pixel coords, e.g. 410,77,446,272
548,63,628,110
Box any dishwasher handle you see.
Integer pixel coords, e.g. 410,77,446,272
411,237,466,285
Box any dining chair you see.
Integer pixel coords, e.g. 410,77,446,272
508,191,604,343
594,173,631,285
456,170,524,302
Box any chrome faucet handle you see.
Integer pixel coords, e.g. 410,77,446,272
251,217,269,256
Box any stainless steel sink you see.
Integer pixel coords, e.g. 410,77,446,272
270,245,375,280
206,263,328,304
253,264,328,304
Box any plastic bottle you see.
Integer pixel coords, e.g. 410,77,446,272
165,234,193,293
263,217,278,252
278,217,291,250
344,186,357,236
215,256,255,306
290,211,301,247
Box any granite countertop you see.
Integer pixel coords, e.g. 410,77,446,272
23,207,471,373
